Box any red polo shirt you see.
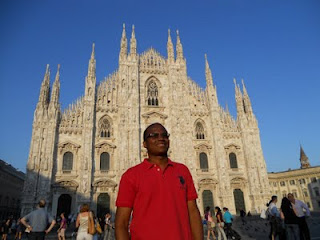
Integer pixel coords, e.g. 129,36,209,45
116,158,198,240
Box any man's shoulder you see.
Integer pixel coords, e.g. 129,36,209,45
172,161,190,171
122,162,145,177
268,203,276,210
296,199,305,205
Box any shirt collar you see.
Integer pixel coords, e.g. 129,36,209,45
142,158,175,170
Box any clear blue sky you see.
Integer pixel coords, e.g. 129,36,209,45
0,0,319,173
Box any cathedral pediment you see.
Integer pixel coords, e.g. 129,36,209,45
53,180,79,190
142,111,168,120
95,141,116,149
224,143,241,150
58,141,81,149
230,177,247,184
58,141,81,154
93,179,117,188
199,178,218,186
194,143,212,150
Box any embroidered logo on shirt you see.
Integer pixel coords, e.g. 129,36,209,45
178,176,185,186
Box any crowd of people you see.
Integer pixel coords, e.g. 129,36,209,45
203,206,239,240
0,217,25,240
0,200,115,240
265,193,311,240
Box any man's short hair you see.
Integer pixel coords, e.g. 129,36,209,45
38,199,46,208
287,193,294,197
223,207,228,211
143,123,166,141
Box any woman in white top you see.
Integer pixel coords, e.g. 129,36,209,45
76,204,93,240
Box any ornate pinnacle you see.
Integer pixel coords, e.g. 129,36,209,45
91,43,95,60
176,29,183,60
205,54,213,86
241,79,248,96
130,25,137,55
167,29,174,62
120,23,127,59
54,64,60,82
122,23,126,38
131,25,135,38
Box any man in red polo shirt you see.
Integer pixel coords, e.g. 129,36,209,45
115,123,203,240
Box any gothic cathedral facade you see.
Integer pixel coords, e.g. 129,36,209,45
21,25,270,217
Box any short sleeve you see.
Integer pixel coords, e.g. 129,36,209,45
184,166,198,201
47,213,54,223
23,212,32,221
116,170,137,208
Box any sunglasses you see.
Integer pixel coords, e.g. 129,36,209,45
146,132,170,139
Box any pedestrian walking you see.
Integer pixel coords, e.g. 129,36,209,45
58,213,67,240
10,219,17,237
1,218,10,240
239,209,246,225
223,207,236,240
15,218,24,240
21,199,56,240
287,193,311,240
103,213,114,240
204,206,216,240
76,204,94,240
215,207,227,240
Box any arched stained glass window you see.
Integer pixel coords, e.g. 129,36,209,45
100,152,110,171
196,122,205,139
63,152,73,171
100,118,111,138
229,153,238,169
199,152,208,170
147,80,159,106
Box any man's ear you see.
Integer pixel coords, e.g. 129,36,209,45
143,141,147,148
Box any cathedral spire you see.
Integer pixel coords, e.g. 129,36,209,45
91,42,95,60
38,64,51,106
50,64,60,106
130,25,137,56
119,23,127,61
87,43,96,80
205,54,214,87
241,79,253,114
300,145,311,169
176,30,184,62
167,29,174,63
234,78,245,117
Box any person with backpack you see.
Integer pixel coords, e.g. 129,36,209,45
267,196,282,240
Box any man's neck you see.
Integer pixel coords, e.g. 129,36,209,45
148,156,168,170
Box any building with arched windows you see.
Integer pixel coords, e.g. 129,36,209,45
21,25,271,217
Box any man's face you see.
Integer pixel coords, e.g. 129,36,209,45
143,124,170,156
288,194,294,202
